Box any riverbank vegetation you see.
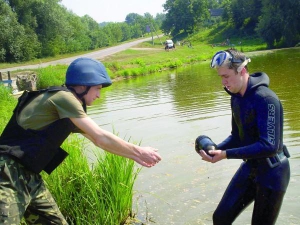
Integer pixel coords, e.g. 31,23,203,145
44,137,140,224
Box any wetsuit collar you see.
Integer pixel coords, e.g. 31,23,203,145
224,72,270,97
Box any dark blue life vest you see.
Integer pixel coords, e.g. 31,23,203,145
0,86,78,174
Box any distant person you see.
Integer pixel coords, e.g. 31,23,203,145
198,49,290,225
0,57,162,224
226,38,230,45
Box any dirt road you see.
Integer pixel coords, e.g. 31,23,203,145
0,35,163,73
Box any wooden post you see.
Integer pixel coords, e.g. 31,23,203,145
7,71,11,80
0,72,2,81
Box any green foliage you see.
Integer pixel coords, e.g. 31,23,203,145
118,67,148,77
131,58,146,67
2,0,300,64
105,62,122,71
165,59,183,68
36,65,68,89
0,85,17,133
162,0,210,35
1,0,163,63
0,1,40,62
229,0,262,32
43,136,140,225
221,0,300,48
256,0,300,48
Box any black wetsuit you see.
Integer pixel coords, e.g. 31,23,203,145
214,72,290,225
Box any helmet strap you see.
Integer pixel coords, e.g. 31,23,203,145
81,99,87,113
67,86,91,112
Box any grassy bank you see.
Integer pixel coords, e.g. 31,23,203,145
1,24,268,86
101,25,266,79
33,32,265,88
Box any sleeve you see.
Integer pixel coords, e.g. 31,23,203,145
50,91,87,119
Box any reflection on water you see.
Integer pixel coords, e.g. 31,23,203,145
88,48,300,224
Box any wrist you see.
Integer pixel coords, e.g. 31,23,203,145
222,151,227,159
131,144,141,159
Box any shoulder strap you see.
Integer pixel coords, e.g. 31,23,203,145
15,86,71,115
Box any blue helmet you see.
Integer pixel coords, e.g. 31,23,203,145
65,57,112,87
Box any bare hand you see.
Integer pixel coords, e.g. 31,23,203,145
134,146,162,167
198,149,226,163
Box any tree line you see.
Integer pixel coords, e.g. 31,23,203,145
162,0,300,48
1,0,299,63
0,0,164,63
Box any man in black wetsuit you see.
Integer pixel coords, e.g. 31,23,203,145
199,49,290,225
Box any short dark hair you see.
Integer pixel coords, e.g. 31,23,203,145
226,49,249,73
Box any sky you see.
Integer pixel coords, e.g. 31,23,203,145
60,0,166,23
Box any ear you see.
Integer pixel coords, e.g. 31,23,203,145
240,67,247,75
72,85,85,93
78,85,87,91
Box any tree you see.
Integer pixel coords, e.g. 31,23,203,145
161,0,210,36
81,15,103,49
125,13,144,25
63,12,91,53
125,13,149,38
106,23,123,43
154,13,166,28
230,0,262,33
0,1,40,62
208,0,220,9
120,23,132,41
221,0,232,23
256,0,300,48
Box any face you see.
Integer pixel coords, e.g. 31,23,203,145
84,85,102,105
217,66,247,95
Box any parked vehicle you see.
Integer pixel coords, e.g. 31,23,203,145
165,40,175,51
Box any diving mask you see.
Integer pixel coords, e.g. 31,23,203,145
210,51,251,72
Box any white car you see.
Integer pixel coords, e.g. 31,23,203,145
165,40,175,50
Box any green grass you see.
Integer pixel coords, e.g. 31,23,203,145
0,85,17,132
36,65,68,88
43,136,140,224
99,24,268,79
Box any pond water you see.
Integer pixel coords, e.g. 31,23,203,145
88,48,300,225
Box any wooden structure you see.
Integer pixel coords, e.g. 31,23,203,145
0,71,12,87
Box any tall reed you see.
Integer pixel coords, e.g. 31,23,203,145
43,136,140,224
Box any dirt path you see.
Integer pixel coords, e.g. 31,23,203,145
0,35,164,73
